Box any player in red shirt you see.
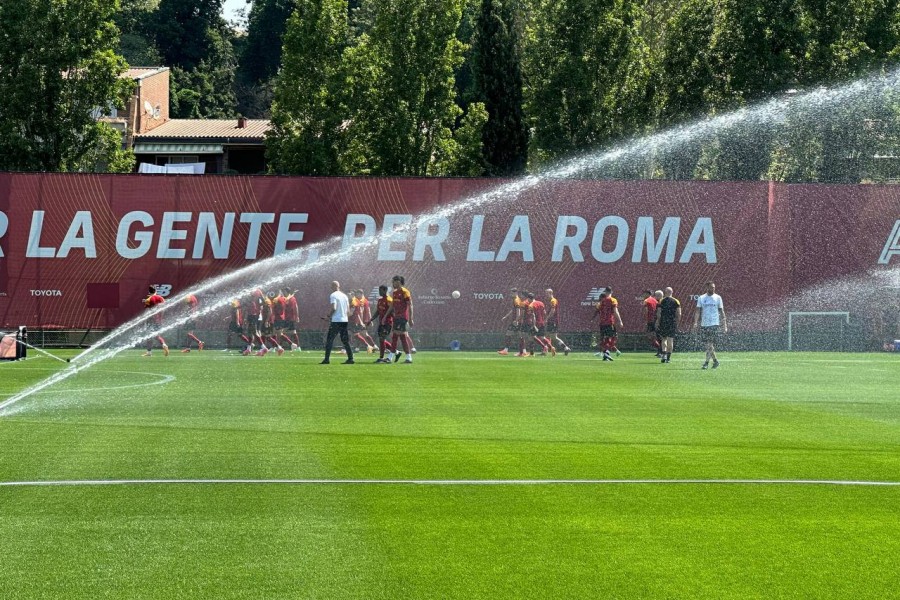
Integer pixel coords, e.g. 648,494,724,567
545,288,570,356
382,275,414,363
259,291,285,356
280,288,301,351
368,285,395,362
180,294,205,353
246,287,266,355
226,298,251,352
591,287,624,361
516,293,534,356
351,290,377,353
527,292,555,356
640,290,662,356
142,285,169,357
498,288,522,355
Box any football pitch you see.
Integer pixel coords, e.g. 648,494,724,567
0,350,898,599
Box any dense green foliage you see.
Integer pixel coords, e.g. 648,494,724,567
1,351,899,597
0,0,135,172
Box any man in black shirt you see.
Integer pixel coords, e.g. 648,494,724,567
655,287,681,363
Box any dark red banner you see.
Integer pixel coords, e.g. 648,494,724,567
0,173,897,334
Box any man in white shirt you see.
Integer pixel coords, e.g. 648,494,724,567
321,281,354,364
693,281,727,369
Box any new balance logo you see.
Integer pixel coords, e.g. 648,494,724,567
879,220,900,265
581,287,607,306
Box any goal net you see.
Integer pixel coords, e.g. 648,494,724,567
787,312,851,351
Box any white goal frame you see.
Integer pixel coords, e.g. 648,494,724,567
787,311,850,351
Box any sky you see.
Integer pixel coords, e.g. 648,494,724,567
222,0,247,23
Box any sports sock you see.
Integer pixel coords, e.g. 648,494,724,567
533,336,547,350
355,333,369,347
280,333,294,345
364,334,376,347
391,333,400,353
401,334,412,354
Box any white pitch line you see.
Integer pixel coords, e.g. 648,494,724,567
1,479,899,488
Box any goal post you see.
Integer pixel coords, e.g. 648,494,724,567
787,312,850,351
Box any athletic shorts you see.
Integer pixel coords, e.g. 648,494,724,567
350,323,366,333
247,316,261,334
545,322,558,334
261,322,274,335
393,318,409,333
535,326,547,337
378,323,393,338
274,319,291,330
646,322,656,333
600,325,617,339
282,320,297,331
658,324,677,338
228,321,243,334
700,325,720,343
506,322,519,332
519,323,535,333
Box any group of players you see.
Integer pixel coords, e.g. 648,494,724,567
497,282,727,368
143,277,728,368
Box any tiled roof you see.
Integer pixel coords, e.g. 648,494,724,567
134,119,271,141
122,67,169,80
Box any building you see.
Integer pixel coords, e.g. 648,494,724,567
96,67,170,148
132,117,270,174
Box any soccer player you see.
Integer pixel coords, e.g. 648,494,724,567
181,293,205,353
226,298,251,352
382,275,414,363
498,288,522,355
655,287,682,363
640,290,661,356
369,285,395,363
141,285,169,357
350,290,377,353
246,287,266,355
528,292,555,356
257,291,283,356
321,281,354,364
269,290,287,356
280,288,301,351
545,288,570,356
693,281,727,369
592,288,623,361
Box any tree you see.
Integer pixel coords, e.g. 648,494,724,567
267,0,350,175
241,0,299,84
473,0,528,175
116,0,162,66
0,0,134,172
342,0,470,175
153,0,237,117
524,0,653,168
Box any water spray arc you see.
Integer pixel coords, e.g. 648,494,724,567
3,67,900,416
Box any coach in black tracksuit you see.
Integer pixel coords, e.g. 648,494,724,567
321,281,355,364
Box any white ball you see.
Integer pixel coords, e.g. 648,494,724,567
451,290,461,299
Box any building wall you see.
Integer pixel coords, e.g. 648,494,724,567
135,70,169,134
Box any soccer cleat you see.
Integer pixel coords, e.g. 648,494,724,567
498,348,509,355
702,362,709,370
394,352,402,363
712,360,720,369
162,344,169,357
564,347,570,356
141,351,151,357
290,343,298,351
198,341,204,351
319,359,330,364
242,347,251,356
541,349,547,356
602,351,613,361
276,347,285,356
615,349,622,357
256,347,269,357
550,346,556,357
412,348,417,354
181,348,190,353
522,351,531,357
661,357,667,363
404,358,413,364
343,359,355,364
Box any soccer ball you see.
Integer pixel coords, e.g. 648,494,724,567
451,290,461,299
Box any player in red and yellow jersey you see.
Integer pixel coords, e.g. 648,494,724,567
180,293,205,352
280,288,301,351
142,285,169,357
368,285,395,363
258,291,285,356
516,292,534,356
498,288,523,355
545,288,570,355
527,292,555,356
640,290,662,355
351,290,377,353
591,287,624,361
382,275,414,363
226,298,251,352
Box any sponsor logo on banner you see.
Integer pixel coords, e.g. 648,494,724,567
473,292,505,301
152,284,173,297
879,220,900,265
581,287,607,306
418,288,452,306
30,289,62,297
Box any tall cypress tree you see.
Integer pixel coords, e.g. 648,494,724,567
473,0,528,175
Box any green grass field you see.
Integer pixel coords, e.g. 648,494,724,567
1,349,898,599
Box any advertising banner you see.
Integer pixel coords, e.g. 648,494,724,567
0,173,897,335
